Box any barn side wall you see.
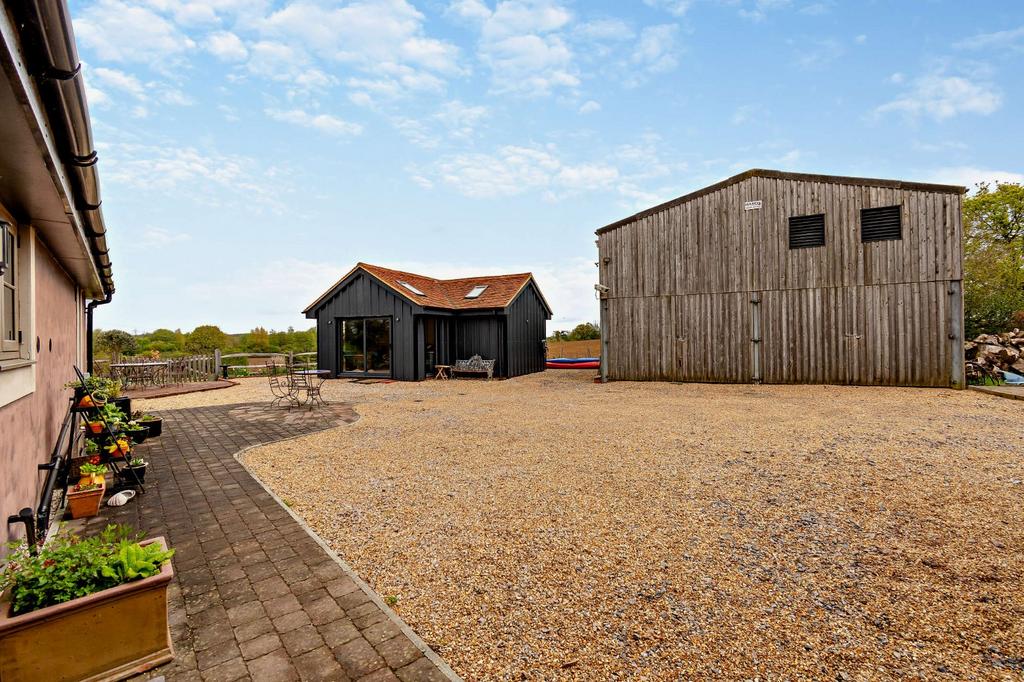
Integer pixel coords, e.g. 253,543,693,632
597,176,964,386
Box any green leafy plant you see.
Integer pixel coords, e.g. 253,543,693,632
1,526,172,616
64,375,122,399
71,482,102,493
79,462,106,476
128,457,146,467
132,411,160,423
84,439,99,454
98,403,127,425
103,541,174,582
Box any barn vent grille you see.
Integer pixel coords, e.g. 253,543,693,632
861,205,902,242
788,213,825,249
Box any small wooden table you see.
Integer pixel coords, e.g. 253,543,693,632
434,364,452,380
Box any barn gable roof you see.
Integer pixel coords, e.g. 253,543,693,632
596,168,967,235
303,263,552,316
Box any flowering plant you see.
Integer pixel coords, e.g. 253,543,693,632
1,525,172,615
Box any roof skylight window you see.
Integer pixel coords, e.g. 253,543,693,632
465,285,488,299
397,280,425,296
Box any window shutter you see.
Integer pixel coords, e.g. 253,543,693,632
788,213,825,249
861,205,902,242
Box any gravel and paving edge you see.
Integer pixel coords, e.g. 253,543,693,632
233,427,465,682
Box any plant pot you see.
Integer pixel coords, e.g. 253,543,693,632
124,464,147,485
0,537,174,682
112,396,131,416
126,426,149,444
140,417,162,438
67,482,105,519
87,422,104,434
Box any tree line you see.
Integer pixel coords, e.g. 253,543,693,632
964,181,1024,338
94,325,316,360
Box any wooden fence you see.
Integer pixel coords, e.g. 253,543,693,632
95,350,318,386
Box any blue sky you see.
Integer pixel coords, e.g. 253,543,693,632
74,0,1023,334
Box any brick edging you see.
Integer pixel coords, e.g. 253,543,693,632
232,423,464,682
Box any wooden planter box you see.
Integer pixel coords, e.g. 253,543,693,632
0,537,174,681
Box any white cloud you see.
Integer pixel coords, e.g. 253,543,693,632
954,25,1024,52
923,167,1024,190
205,31,249,61
265,108,363,136
446,0,492,22
642,0,692,16
138,227,191,247
738,0,792,22
579,100,601,114
456,0,580,96
92,67,146,98
98,142,287,211
731,104,764,125
631,24,679,75
427,144,621,199
793,37,844,70
260,0,463,93
75,0,196,63
875,73,1002,120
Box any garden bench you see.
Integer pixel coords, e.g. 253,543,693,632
452,355,495,380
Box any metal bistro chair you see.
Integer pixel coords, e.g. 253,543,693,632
268,363,297,407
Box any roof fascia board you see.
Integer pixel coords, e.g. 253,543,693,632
0,8,102,295
595,168,968,235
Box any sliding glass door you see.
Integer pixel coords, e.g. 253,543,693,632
340,317,391,375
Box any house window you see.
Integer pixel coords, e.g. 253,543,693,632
1,222,19,356
788,213,826,249
861,205,902,242
465,285,487,299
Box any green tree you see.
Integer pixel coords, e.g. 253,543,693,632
142,328,182,354
95,329,137,361
244,327,271,353
185,325,228,354
963,181,1024,337
567,322,601,341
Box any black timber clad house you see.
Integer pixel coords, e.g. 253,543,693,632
304,263,552,380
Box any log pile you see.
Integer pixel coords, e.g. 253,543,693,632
965,329,1024,381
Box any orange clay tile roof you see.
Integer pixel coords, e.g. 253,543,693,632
304,263,551,313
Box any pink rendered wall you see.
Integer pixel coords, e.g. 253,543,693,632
0,233,82,552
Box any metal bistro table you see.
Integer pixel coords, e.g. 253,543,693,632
110,361,169,388
291,369,331,407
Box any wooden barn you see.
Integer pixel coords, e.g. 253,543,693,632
304,263,551,380
596,169,966,387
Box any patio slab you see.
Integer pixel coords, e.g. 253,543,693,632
74,402,458,682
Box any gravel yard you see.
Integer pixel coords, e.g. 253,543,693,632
142,374,1024,680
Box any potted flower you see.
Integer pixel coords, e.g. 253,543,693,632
105,437,131,460
78,460,107,487
133,411,163,438
124,420,149,444
124,457,148,485
67,480,105,519
85,419,105,434
0,525,174,681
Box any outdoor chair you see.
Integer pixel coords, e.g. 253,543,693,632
268,363,297,407
452,355,496,380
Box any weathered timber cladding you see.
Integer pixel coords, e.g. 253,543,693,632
597,170,965,387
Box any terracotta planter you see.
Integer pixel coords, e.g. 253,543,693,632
0,538,174,682
87,422,104,434
67,482,105,519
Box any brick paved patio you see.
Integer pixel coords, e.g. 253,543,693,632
76,403,457,682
